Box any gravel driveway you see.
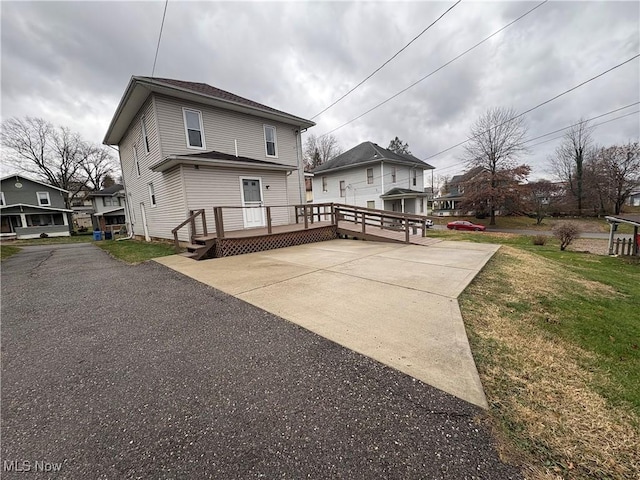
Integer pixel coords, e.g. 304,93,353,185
1,244,521,479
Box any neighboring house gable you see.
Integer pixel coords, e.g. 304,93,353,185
433,167,484,216
88,184,127,231
310,141,434,213
0,174,72,238
103,76,315,241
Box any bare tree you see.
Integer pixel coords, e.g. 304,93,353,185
463,107,530,225
525,180,561,225
387,137,411,155
589,142,640,215
303,133,342,169
1,117,116,208
550,119,594,214
81,145,117,191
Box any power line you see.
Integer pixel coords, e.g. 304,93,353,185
310,0,462,120
424,53,640,161
318,0,549,137
431,104,640,174
151,0,169,78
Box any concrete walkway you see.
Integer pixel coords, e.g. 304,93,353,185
155,239,500,408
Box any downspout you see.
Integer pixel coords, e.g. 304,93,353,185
295,128,305,204
380,161,384,209
114,145,135,241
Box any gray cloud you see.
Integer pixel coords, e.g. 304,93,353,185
1,1,638,180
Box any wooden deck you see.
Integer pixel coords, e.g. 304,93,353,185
175,203,441,259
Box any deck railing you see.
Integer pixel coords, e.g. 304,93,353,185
208,203,431,244
171,209,207,251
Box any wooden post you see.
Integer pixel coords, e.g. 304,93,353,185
404,217,410,243
201,209,208,237
189,210,196,243
173,231,180,252
361,211,366,234
214,207,225,239
295,206,300,224
266,206,272,234
310,205,315,224
304,205,309,229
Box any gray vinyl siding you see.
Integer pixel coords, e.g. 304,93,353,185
182,166,289,235
1,178,67,209
154,94,300,166
119,96,188,240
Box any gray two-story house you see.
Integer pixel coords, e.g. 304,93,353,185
103,76,315,242
311,142,434,214
89,184,127,233
0,174,72,239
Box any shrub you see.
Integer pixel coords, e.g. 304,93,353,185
532,235,547,246
552,222,580,251
78,226,88,233
39,232,49,238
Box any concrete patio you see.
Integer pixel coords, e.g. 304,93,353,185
155,239,500,408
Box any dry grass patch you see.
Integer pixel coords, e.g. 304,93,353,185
462,247,639,479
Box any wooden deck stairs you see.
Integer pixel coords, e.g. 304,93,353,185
180,234,217,260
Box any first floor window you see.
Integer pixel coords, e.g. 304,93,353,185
36,191,51,206
264,125,277,157
149,183,156,206
183,108,205,149
366,168,373,184
322,176,327,192
26,214,64,226
367,201,375,209
339,181,346,198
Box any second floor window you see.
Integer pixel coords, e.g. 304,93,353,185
392,167,397,183
183,108,205,149
103,196,113,207
149,183,156,206
141,116,150,153
134,146,140,177
264,125,277,157
37,191,50,206
412,170,417,186
339,181,346,198
367,168,373,184
322,176,327,192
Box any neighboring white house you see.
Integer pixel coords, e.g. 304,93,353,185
0,174,72,239
103,76,315,242
311,141,434,214
88,184,127,232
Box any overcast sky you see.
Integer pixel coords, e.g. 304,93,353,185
2,0,639,181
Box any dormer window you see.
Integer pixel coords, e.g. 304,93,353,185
37,191,51,206
264,125,277,157
183,108,205,149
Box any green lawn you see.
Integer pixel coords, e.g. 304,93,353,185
1,245,22,260
96,239,178,264
452,231,639,478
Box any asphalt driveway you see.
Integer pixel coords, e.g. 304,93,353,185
1,244,521,479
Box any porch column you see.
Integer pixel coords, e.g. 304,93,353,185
62,213,69,226
607,222,616,255
20,214,27,228
401,198,405,213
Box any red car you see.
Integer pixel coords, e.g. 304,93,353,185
446,220,486,231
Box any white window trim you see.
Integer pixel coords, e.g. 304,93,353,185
134,146,141,177
392,166,397,184
182,107,206,150
141,116,150,154
36,191,51,206
322,176,328,193
0,192,5,206
339,180,346,198
366,168,374,185
263,125,278,158
148,183,156,207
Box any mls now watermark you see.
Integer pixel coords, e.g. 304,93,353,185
3,460,63,473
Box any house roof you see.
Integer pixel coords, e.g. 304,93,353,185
89,184,124,196
0,174,69,193
380,187,429,198
0,203,73,213
104,76,315,145
150,150,296,173
310,142,434,174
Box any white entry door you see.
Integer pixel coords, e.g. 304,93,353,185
240,177,265,228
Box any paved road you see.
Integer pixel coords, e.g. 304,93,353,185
1,244,521,479
432,224,632,239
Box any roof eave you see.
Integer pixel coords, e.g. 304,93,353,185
150,155,296,173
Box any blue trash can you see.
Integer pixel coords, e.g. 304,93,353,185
93,230,102,241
